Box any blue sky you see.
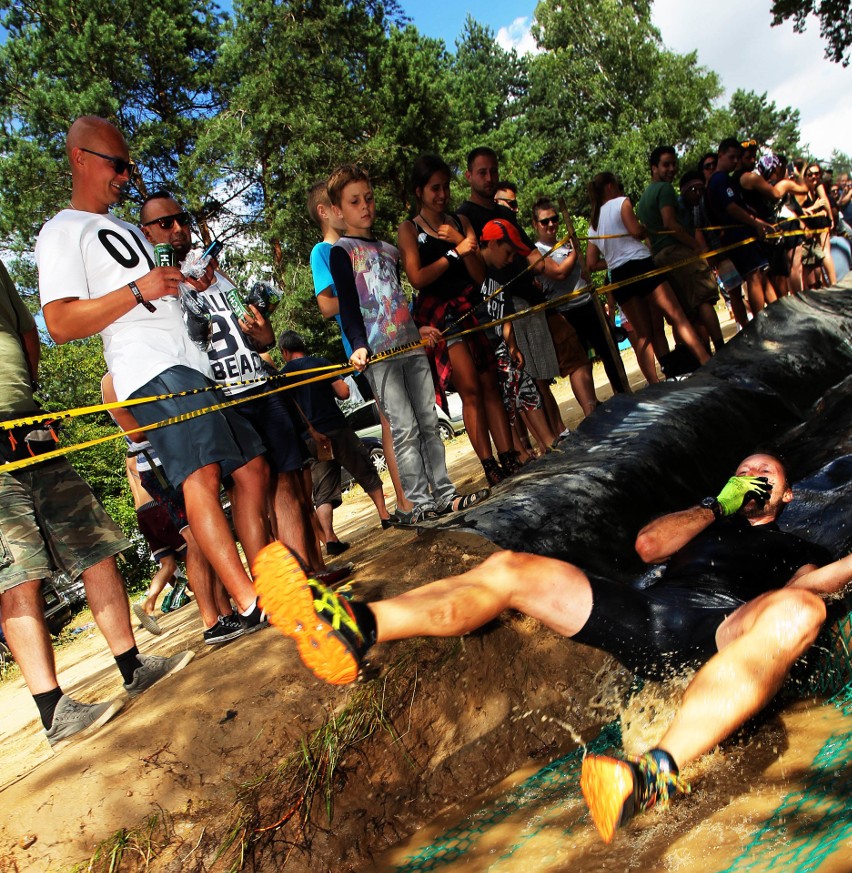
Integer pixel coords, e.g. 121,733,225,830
396,0,535,47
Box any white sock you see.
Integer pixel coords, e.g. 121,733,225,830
240,599,257,618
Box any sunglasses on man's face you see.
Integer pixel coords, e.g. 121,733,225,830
142,212,193,230
537,216,558,226
79,147,136,177
497,197,518,209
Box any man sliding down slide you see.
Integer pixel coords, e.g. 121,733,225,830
252,453,852,843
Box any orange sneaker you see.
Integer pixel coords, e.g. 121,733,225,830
580,749,689,843
253,542,367,684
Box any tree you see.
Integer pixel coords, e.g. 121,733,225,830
516,0,723,211
829,149,852,175
771,0,852,65
725,89,801,158
0,0,226,252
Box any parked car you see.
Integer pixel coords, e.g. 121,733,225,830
340,435,386,493
344,393,465,443
51,570,87,609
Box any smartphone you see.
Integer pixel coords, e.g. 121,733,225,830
202,240,223,261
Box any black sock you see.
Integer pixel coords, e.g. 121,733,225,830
34,687,64,730
348,600,377,649
115,646,142,685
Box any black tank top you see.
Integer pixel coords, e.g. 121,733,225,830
409,214,474,301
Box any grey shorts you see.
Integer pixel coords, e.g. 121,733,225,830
0,459,130,592
128,366,266,488
309,427,382,508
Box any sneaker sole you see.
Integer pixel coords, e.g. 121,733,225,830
49,698,125,753
203,627,246,646
133,603,163,636
580,755,636,844
254,542,360,684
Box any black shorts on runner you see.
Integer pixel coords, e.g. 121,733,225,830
570,573,735,680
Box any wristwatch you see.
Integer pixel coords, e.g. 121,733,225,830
700,496,723,520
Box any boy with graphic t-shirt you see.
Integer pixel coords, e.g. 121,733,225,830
306,180,412,517
326,164,488,524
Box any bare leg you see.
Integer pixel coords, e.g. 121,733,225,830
537,380,565,436
275,470,325,570
366,487,391,522
449,341,498,461
371,550,593,642
378,407,412,513
745,270,768,313
788,246,803,295
315,502,339,544
649,281,711,365
696,301,724,351
820,232,837,285
656,588,825,767
182,463,256,612
182,528,221,629
479,367,514,454
729,283,750,327
568,363,598,417
620,297,661,383
228,455,271,572
141,555,177,615
81,557,136,655
520,407,558,450
1,579,60,693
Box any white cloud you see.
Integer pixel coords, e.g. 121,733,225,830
496,16,540,56
652,0,852,160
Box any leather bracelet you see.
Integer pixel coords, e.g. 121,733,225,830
129,280,156,313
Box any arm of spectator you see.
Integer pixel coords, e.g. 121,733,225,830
586,241,607,274
455,215,486,285
773,178,808,198
43,267,183,344
620,199,647,241
316,287,340,318
331,376,350,400
815,184,835,229
100,373,146,441
525,249,546,274
502,322,524,369
238,303,275,349
330,246,370,355
634,505,717,564
660,205,700,250
724,202,773,239
398,220,455,289
543,242,578,280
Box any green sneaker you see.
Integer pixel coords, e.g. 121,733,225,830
253,542,368,684
580,749,690,843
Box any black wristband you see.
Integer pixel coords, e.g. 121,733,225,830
699,496,724,520
129,281,156,313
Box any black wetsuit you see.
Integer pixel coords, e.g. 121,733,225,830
572,516,832,679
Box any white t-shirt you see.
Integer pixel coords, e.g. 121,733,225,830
200,273,267,396
535,241,590,310
589,197,650,270
36,209,211,399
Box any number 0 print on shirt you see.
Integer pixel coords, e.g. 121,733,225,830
97,228,155,271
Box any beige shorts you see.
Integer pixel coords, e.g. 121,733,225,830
654,243,719,317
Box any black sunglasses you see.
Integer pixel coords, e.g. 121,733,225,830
142,212,193,230
79,147,136,176
702,162,716,170
537,216,558,225
497,197,518,208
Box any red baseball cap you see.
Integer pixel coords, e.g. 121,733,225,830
480,219,532,256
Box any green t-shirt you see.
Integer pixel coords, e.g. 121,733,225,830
636,181,679,256
0,259,38,416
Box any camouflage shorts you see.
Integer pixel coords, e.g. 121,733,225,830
0,458,130,593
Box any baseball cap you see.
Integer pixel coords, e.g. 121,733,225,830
480,219,532,256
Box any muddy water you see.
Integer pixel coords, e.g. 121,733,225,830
381,691,852,872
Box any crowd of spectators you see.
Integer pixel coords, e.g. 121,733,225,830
0,114,847,752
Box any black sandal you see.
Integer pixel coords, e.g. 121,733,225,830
444,488,491,513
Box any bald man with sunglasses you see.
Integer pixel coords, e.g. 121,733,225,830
37,116,273,644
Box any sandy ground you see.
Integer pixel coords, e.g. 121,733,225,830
9,309,845,873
